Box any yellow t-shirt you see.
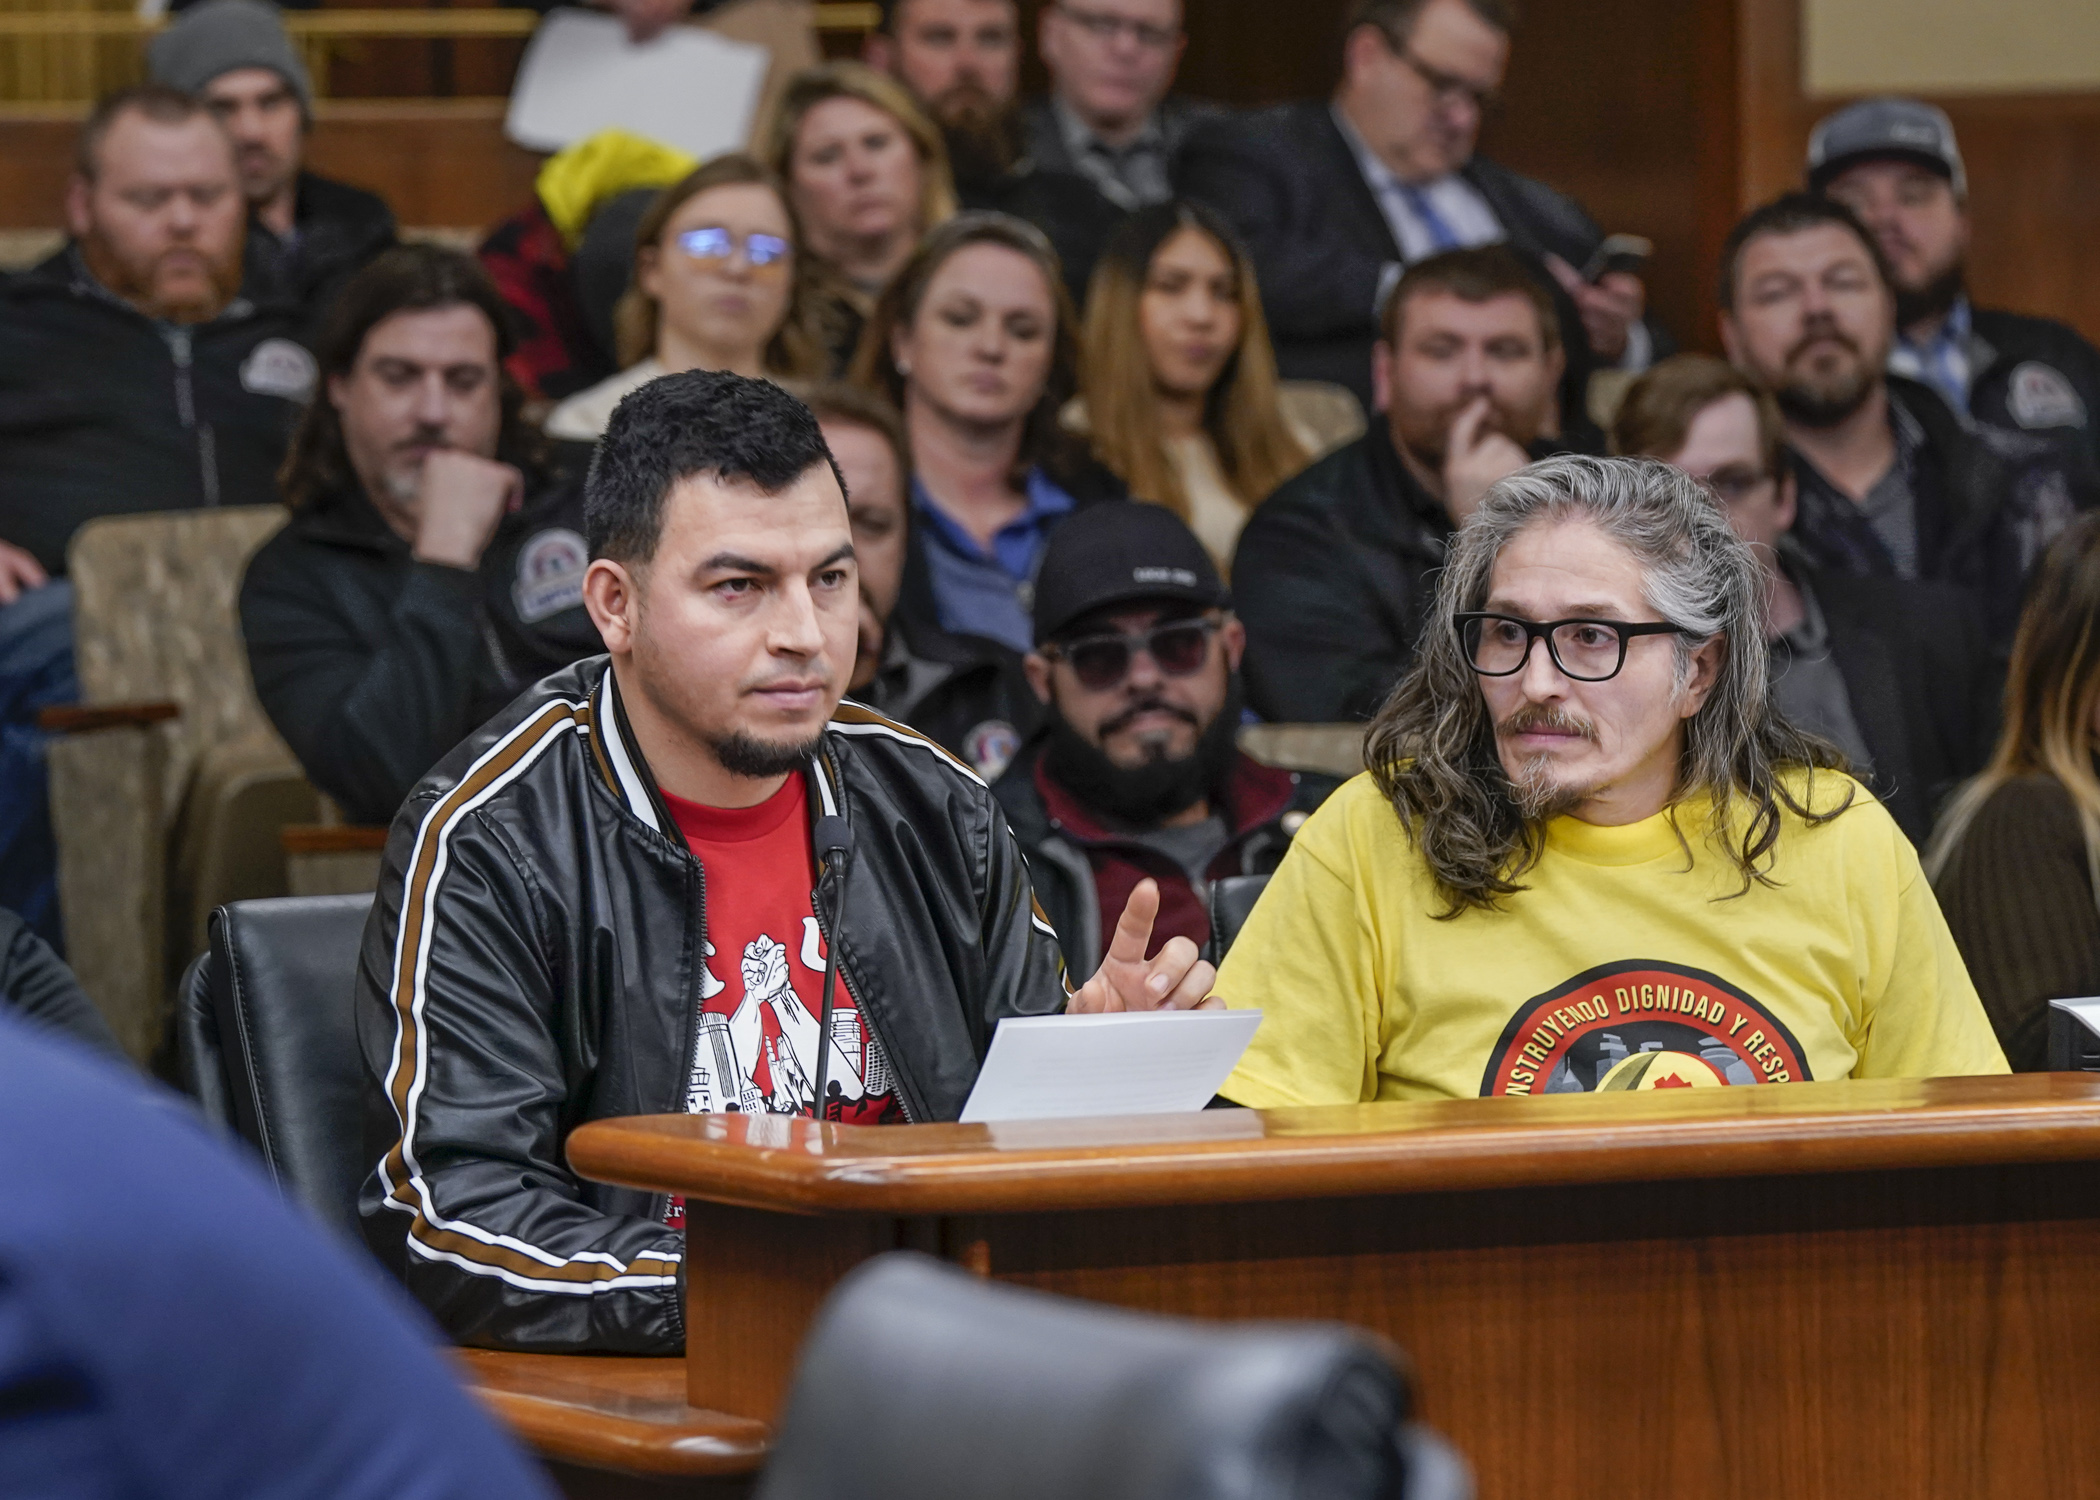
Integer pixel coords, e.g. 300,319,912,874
1217,770,2008,1105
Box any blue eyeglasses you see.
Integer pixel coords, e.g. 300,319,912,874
676,226,793,271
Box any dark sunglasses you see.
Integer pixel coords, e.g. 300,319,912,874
1455,612,1691,683
1042,617,1219,691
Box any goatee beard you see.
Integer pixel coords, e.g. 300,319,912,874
938,96,1023,186
1775,367,1877,429
1041,678,1243,828
711,730,825,781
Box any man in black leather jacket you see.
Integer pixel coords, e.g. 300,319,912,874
355,371,1214,1353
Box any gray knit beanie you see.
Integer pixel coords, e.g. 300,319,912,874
147,0,313,119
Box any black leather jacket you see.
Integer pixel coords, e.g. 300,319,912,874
355,657,1071,1353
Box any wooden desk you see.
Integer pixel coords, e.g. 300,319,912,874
570,1075,2100,1500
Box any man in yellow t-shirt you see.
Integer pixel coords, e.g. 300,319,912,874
1217,454,2006,1106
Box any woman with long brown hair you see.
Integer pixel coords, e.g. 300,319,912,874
544,154,827,440
1073,200,1361,572
850,212,1125,654
764,62,956,368
1927,513,2100,1068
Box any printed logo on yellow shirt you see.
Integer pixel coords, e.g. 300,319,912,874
1479,960,1811,1096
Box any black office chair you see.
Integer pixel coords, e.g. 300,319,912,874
1207,873,1272,964
756,1252,1470,1500
175,894,374,1235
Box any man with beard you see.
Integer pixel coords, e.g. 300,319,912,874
1808,98,2100,482
1719,193,2089,648
1212,454,2004,1105
354,371,1214,1352
864,0,1125,301
148,0,396,334
240,245,602,825
995,503,1333,970
0,84,310,944
1232,245,1574,724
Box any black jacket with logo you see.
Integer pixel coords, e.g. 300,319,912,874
355,659,1071,1352
0,247,311,574
239,469,602,824
1967,306,2100,485
862,610,1044,783
244,170,398,335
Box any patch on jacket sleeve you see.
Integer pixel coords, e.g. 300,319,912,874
963,719,1021,781
514,527,589,622
239,337,318,402
2008,361,2088,430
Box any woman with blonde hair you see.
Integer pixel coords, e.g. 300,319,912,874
1928,513,2100,1069
765,62,957,368
544,154,827,440
1074,200,1362,572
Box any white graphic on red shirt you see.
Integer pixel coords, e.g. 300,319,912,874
687,931,871,1115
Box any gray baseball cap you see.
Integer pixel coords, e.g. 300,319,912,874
147,0,314,119
1806,97,1965,197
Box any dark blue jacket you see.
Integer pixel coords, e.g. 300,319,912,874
0,1012,555,1500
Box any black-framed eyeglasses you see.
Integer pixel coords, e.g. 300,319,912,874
1056,2,1180,49
1696,464,1775,506
1385,33,1502,116
1455,613,1691,683
1042,616,1219,690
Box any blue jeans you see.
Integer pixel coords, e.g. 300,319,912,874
0,581,77,952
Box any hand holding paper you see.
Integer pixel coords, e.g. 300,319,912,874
1068,878,1219,1014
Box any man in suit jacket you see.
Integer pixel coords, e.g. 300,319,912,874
1615,355,1993,843
1176,0,1660,419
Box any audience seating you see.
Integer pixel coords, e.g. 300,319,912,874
756,1250,1463,1500
1207,873,1272,964
42,507,321,1058
176,894,374,1236
1237,722,1366,781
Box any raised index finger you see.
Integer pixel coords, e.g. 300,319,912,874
1106,878,1161,965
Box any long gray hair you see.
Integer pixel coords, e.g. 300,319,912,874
1366,454,1849,916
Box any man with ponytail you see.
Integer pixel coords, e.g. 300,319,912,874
1214,454,2005,1104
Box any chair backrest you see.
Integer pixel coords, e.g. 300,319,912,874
1207,873,1272,964
186,894,375,1235
755,1252,1413,1500
68,506,291,814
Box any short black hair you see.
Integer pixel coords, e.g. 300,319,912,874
586,370,845,563
1717,192,1890,313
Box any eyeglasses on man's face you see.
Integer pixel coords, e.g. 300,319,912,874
1056,2,1181,50
1695,464,1775,507
1383,32,1502,116
1455,613,1692,683
1043,616,1219,691
676,226,794,272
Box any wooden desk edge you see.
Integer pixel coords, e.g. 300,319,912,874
454,1350,769,1477
569,1088,2100,1216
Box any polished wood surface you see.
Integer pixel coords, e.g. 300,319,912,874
455,1350,768,1478
568,1072,2100,1214
570,1077,2100,1496
36,700,179,733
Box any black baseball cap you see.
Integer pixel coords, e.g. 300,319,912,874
1031,502,1227,646
1806,98,1967,197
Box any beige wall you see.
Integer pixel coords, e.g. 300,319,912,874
1805,0,2100,95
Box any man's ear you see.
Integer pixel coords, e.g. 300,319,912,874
1371,340,1394,416
64,175,91,240
1718,313,1744,368
1340,23,1384,88
1221,615,1246,673
584,557,641,655
861,30,893,72
1679,633,1726,719
1023,651,1054,706
1775,469,1799,534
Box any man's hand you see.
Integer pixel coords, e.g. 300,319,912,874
1544,254,1646,365
1069,879,1220,1014
1441,395,1532,526
0,541,48,607
595,0,695,43
412,452,523,571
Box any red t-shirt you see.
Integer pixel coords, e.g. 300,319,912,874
661,772,902,1129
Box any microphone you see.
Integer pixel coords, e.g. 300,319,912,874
809,817,855,1120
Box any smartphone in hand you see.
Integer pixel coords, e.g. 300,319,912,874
1581,233,1653,283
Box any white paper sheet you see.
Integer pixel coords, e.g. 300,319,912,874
959,1010,1262,1125
505,8,769,158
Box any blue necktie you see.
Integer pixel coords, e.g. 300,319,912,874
1392,182,1460,254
